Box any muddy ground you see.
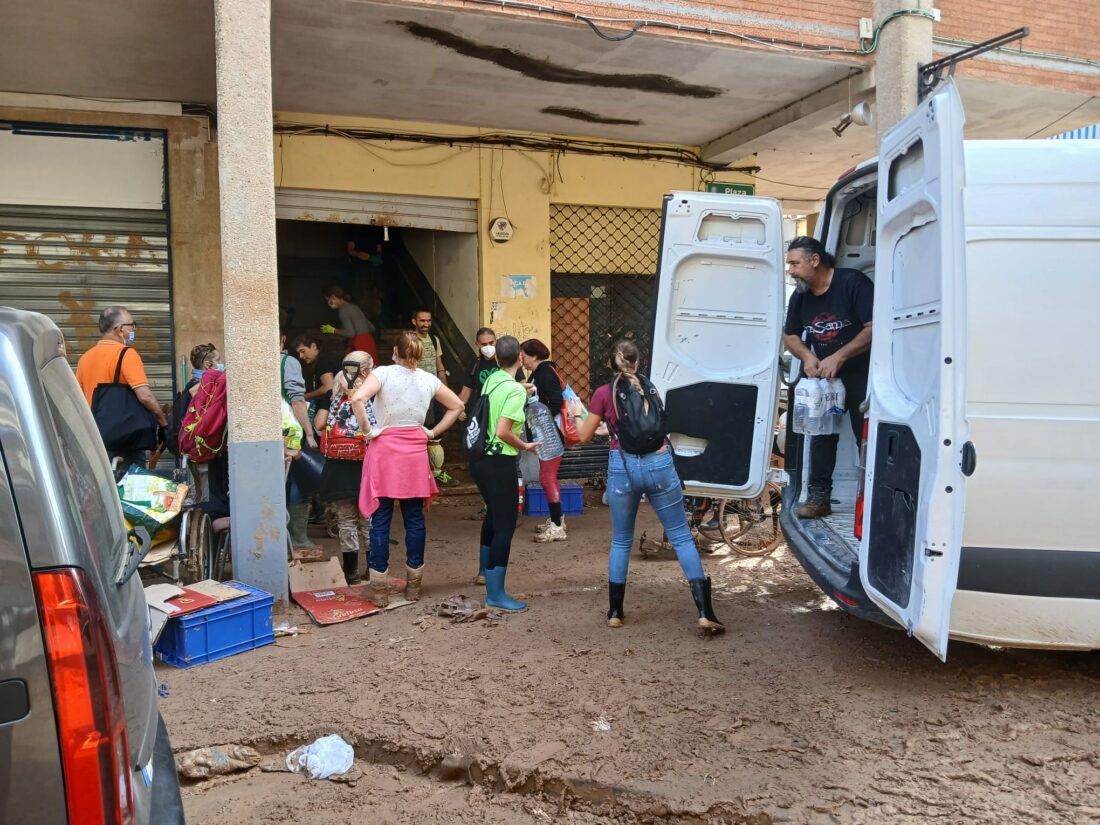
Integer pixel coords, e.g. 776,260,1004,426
162,489,1100,824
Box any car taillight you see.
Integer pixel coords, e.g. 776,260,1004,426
34,568,134,825
854,418,870,540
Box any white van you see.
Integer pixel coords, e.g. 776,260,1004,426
649,80,1100,660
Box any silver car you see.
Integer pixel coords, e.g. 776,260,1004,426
0,308,184,824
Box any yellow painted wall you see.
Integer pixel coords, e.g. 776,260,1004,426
273,112,755,345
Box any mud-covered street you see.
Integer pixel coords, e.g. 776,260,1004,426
163,491,1100,825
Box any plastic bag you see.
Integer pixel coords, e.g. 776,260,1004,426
792,378,846,436
286,734,354,780
117,465,188,538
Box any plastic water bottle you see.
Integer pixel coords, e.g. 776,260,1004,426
525,400,565,460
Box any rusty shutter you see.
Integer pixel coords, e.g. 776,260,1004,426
0,205,174,399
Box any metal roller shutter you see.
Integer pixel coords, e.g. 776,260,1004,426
0,205,173,399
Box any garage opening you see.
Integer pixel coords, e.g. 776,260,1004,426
274,188,480,378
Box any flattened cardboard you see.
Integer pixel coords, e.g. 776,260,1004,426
187,579,250,603
291,586,381,625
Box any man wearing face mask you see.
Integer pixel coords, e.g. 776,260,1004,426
76,305,167,467
456,327,500,423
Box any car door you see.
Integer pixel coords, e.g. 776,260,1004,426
650,192,786,498
858,80,971,660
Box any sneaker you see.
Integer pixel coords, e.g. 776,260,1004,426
796,500,832,519
534,517,553,534
535,521,567,543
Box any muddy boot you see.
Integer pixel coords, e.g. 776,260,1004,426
797,487,832,519
689,577,725,635
484,566,527,612
475,544,489,585
607,581,626,628
405,565,424,602
342,551,361,584
287,502,319,550
368,568,390,608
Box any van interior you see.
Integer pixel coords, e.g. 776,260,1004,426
790,171,877,563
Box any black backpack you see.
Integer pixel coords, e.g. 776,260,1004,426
167,377,199,454
463,382,504,457
611,373,667,455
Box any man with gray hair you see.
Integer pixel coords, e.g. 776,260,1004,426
75,305,166,468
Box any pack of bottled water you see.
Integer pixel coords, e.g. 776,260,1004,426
792,377,847,436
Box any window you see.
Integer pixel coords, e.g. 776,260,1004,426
888,139,925,201
40,357,128,577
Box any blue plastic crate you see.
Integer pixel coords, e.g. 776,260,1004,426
155,580,275,668
524,482,584,517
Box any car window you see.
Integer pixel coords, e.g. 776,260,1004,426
40,357,128,577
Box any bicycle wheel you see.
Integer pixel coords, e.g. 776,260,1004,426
718,487,782,557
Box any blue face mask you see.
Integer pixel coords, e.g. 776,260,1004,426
125,329,136,345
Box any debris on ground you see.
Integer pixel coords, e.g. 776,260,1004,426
436,595,502,624
286,734,355,780
588,716,612,732
176,745,262,779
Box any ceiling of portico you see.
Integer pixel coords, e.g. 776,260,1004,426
2,0,1097,209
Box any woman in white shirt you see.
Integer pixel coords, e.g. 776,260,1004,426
351,331,463,606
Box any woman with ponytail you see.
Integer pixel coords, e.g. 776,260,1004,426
573,340,724,635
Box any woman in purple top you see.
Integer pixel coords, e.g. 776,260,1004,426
573,339,724,635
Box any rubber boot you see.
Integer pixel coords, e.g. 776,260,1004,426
689,577,725,635
405,565,424,602
484,566,527,612
287,502,319,550
342,551,361,584
475,544,490,585
607,582,626,628
368,568,390,608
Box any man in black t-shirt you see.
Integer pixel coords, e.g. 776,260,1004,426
783,236,874,519
293,333,342,413
457,327,501,423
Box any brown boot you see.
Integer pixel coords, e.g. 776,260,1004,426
405,565,424,602
368,568,390,608
796,499,832,519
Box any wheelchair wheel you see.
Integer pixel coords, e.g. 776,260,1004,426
183,511,212,584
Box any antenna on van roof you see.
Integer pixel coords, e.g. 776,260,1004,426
918,27,1029,102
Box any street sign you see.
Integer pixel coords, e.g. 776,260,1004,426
706,182,756,196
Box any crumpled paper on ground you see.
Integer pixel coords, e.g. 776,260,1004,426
286,734,355,779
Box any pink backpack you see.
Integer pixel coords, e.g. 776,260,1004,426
179,370,228,462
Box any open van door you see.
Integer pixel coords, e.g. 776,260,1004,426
859,80,970,660
650,192,786,498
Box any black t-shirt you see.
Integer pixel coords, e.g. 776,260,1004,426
462,357,499,404
784,268,874,376
308,355,343,408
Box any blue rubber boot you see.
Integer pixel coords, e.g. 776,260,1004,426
484,566,527,612
476,545,490,585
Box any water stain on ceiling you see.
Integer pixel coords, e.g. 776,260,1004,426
541,107,641,126
396,22,722,99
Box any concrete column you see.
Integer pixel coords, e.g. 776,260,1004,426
213,0,287,602
873,0,935,144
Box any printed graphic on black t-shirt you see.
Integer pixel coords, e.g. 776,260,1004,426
463,357,500,403
784,268,874,373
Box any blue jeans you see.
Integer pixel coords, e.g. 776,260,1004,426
368,497,425,573
606,449,705,584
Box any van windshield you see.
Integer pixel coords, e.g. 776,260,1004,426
39,357,128,577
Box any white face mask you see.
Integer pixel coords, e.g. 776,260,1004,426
124,329,136,345
480,344,496,359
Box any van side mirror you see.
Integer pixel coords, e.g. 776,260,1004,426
117,526,151,586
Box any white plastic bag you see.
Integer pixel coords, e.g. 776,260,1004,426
793,378,846,436
286,734,354,779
